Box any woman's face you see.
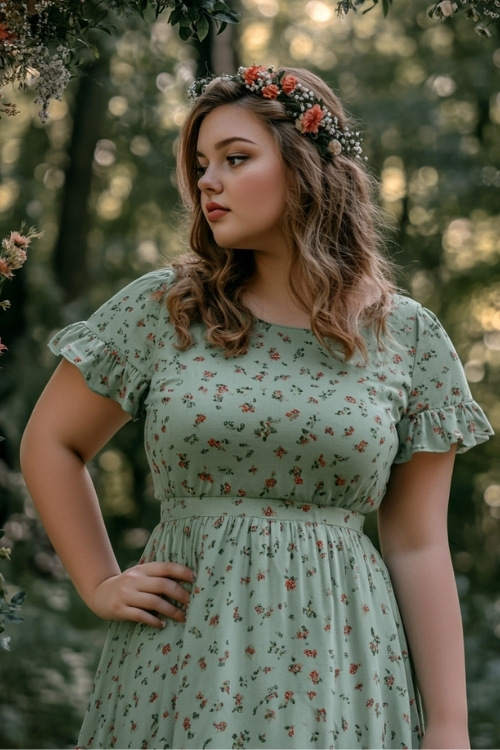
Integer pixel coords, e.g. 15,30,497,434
196,103,289,257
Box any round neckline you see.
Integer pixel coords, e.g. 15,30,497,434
254,316,312,333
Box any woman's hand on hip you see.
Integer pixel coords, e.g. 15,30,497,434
88,561,195,628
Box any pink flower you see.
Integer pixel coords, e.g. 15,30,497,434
0,258,12,278
243,65,266,85
297,104,324,134
8,231,30,249
262,84,279,99
0,338,7,355
281,75,298,94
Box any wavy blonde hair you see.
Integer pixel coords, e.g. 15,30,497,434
168,66,395,359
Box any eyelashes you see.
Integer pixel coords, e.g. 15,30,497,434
196,154,250,177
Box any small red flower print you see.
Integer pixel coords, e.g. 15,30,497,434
309,670,321,685
344,625,352,635
342,718,349,731
262,83,279,99
245,645,256,656
335,476,346,486
213,721,228,732
264,479,277,490
149,692,158,702
284,690,294,701
354,440,368,452
198,657,207,670
298,104,324,134
355,682,363,691
349,663,361,674
366,698,374,708
183,717,191,731
274,446,287,458
240,402,255,412
162,644,171,655
285,577,297,590
288,662,303,674
209,615,220,626
304,649,318,658
281,74,298,93
340,593,349,604
345,395,357,403
307,691,316,700
194,413,206,424
286,408,300,419
286,725,295,737
243,65,266,84
344,426,355,436
316,708,327,722
384,673,395,688
198,471,214,483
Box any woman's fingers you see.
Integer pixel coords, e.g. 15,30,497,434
90,562,195,627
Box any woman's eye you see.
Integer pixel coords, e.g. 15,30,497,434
227,155,248,167
196,164,207,176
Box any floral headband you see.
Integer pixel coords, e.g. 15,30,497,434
188,65,364,161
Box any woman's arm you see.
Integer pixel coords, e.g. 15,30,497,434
378,447,470,750
20,358,194,628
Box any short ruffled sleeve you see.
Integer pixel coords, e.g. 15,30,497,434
48,268,174,420
394,304,493,463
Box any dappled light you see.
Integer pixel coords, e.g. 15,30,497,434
0,1,499,747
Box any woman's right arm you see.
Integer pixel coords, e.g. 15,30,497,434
20,358,194,628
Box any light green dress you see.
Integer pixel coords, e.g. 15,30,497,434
49,268,492,750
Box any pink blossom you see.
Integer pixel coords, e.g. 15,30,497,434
8,231,30,249
0,338,7,355
0,258,12,278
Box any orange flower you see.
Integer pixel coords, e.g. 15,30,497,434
281,75,298,94
262,84,279,99
243,65,266,85
0,258,12,278
0,24,14,41
298,104,324,134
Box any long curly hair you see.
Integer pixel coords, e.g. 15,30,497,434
168,66,395,359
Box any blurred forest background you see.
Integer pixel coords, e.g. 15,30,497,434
0,0,499,747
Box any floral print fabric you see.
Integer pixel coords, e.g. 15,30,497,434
49,269,493,749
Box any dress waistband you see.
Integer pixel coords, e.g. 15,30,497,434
159,496,365,534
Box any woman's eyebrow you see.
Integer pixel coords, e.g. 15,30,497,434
196,136,257,157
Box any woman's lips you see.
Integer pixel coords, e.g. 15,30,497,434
206,202,230,221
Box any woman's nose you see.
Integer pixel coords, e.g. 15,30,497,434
197,166,222,193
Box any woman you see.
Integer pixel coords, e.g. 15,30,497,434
20,66,493,749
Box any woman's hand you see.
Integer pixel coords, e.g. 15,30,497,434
88,561,195,628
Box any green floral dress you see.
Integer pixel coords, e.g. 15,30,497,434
49,268,492,750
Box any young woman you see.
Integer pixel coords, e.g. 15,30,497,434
20,66,493,749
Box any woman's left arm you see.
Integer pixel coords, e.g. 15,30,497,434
378,447,470,750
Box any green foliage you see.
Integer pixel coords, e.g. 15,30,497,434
0,530,26,652
336,0,500,34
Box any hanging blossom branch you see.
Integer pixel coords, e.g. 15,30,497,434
0,224,39,650
0,1,240,122
336,0,500,36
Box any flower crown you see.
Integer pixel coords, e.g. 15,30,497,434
188,65,364,161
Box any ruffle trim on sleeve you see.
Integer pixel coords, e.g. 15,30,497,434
48,321,150,420
395,400,494,464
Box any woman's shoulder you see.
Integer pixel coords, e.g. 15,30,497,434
386,293,440,335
